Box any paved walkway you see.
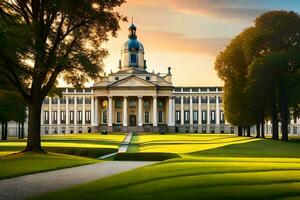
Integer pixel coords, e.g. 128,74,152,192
118,132,132,153
0,161,155,200
99,132,133,159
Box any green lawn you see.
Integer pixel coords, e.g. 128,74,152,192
35,134,300,200
0,133,124,157
0,152,99,180
0,133,125,180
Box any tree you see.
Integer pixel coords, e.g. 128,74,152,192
0,0,126,151
215,28,257,136
244,11,300,141
0,89,27,140
216,11,300,140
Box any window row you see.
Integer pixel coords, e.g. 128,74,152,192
174,110,225,124
43,111,91,124
43,97,92,105
106,99,164,109
174,96,222,104
101,111,164,124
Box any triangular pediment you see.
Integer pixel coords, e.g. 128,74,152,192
108,75,156,88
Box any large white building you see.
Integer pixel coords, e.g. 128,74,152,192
5,23,300,136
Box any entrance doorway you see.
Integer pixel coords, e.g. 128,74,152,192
129,115,137,126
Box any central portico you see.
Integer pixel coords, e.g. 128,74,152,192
92,23,174,132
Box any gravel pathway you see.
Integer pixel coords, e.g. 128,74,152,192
0,161,155,200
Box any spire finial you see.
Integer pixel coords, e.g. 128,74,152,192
131,17,134,24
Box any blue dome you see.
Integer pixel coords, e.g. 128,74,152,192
122,39,144,52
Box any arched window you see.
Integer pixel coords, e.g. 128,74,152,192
130,53,137,64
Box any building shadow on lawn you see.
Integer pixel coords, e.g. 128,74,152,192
189,138,300,158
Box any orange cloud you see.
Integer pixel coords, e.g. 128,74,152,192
128,0,267,21
140,30,230,55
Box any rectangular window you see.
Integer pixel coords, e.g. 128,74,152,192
183,88,190,92
158,111,163,124
201,97,208,103
103,111,107,124
69,98,75,104
174,88,182,92
175,97,181,104
192,97,199,104
77,97,83,104
193,111,198,124
61,111,66,124
202,111,207,124
52,98,58,104
192,88,199,92
116,112,121,123
209,97,216,104
85,97,91,104
220,111,225,124
184,111,190,124
78,111,82,124
175,111,181,124
70,111,74,124
44,111,49,124
211,111,216,124
86,111,91,124
43,98,49,104
52,111,57,124
183,97,190,104
144,111,150,124
60,98,66,104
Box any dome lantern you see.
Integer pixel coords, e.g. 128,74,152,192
120,21,145,70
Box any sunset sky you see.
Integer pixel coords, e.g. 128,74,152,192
102,0,300,86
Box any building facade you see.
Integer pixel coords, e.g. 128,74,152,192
5,23,300,136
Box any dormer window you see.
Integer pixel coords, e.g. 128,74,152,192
146,76,150,81
115,77,119,81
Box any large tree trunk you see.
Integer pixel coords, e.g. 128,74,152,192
256,122,261,138
18,122,21,139
24,101,44,152
2,121,8,140
246,126,251,137
271,96,279,140
280,87,289,141
238,126,243,136
261,120,265,138
21,122,24,139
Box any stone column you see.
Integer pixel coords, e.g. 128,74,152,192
66,97,69,133
41,105,44,125
180,96,184,125
207,96,210,133
123,96,127,126
172,97,175,125
49,97,52,125
108,96,113,126
189,96,193,125
83,97,86,128
153,96,157,127
138,96,143,126
57,98,61,133
91,97,95,126
207,96,210,125
74,97,77,133
57,98,61,124
198,96,202,125
95,97,99,126
168,96,174,126
216,96,220,125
